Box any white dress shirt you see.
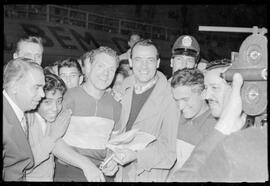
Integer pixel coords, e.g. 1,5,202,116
34,113,48,135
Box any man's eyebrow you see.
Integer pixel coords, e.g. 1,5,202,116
208,83,220,86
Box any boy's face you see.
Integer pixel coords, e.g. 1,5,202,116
59,67,82,89
38,90,63,122
172,85,204,119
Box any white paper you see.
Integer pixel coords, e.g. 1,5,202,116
106,129,156,151
63,116,114,149
175,139,195,169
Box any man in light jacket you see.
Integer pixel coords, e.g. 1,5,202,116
102,39,179,182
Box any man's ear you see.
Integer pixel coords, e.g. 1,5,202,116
170,58,174,68
128,41,131,48
9,80,18,94
128,58,133,68
156,58,160,68
79,75,84,85
13,53,18,59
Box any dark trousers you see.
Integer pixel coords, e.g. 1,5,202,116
53,147,114,182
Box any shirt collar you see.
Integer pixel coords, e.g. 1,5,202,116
134,75,158,94
3,90,25,124
181,109,215,126
34,112,48,135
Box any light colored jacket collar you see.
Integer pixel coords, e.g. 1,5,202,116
120,71,171,130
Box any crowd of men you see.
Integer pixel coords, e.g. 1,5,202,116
2,33,268,182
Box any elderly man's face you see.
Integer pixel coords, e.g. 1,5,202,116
203,68,231,118
130,45,160,85
14,41,43,65
14,68,45,111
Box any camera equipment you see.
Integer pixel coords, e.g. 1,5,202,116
199,26,267,116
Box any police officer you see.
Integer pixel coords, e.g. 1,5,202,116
170,35,207,79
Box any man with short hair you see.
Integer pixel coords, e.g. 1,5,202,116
103,39,179,182
13,36,44,65
3,57,45,181
79,52,89,76
169,68,216,173
53,46,122,182
58,58,84,89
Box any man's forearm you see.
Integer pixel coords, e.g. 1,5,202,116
52,139,96,170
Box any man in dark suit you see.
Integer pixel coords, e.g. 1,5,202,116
2,57,45,181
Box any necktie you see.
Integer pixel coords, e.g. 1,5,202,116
22,115,29,141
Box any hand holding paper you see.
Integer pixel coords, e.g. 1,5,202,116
104,129,156,166
113,148,137,165
106,129,156,152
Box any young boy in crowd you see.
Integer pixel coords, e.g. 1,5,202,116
58,58,84,89
168,68,216,177
26,72,103,181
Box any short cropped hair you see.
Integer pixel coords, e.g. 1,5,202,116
43,72,67,96
130,39,159,59
58,58,83,75
86,46,119,67
3,57,43,89
15,36,44,54
171,68,204,91
206,58,232,71
79,52,90,68
129,33,141,41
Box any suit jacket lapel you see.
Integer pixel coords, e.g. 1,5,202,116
3,96,34,163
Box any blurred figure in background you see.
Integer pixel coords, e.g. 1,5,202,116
111,64,130,102
13,36,44,65
119,33,142,61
